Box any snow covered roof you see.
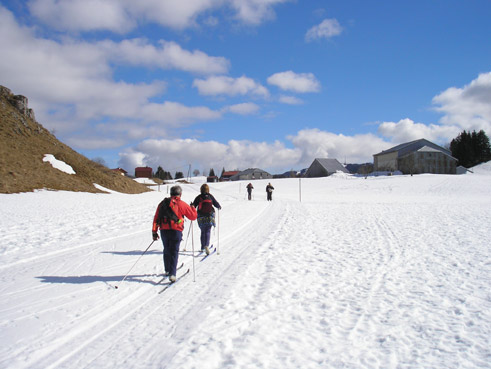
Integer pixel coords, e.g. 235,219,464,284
314,158,349,173
374,138,454,158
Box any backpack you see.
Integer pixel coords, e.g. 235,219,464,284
157,197,182,225
198,194,214,214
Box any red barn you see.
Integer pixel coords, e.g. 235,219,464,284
135,166,152,178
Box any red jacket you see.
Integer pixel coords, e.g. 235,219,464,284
152,196,197,233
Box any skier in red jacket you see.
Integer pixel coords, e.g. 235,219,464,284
152,185,197,282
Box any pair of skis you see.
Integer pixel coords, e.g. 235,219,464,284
199,245,216,261
157,263,189,294
158,245,216,293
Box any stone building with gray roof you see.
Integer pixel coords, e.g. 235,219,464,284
373,138,457,174
229,168,273,181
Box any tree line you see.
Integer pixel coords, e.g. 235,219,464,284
153,166,224,181
450,130,491,168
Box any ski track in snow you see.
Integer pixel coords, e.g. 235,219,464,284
1,173,490,369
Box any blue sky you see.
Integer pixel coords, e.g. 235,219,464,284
1,0,490,175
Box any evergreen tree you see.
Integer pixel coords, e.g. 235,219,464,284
450,130,491,167
476,130,491,164
175,171,184,179
221,167,225,178
155,166,165,180
209,168,216,177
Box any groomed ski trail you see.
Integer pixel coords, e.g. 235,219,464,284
12,198,284,369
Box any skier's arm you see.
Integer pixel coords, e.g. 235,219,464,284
191,195,200,208
179,201,197,221
151,206,160,236
210,194,221,209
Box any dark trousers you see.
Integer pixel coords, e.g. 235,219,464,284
267,192,272,201
199,223,212,249
247,190,252,200
160,229,182,276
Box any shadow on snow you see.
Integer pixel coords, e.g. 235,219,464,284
101,250,161,256
36,274,165,285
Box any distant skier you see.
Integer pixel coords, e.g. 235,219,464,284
266,182,274,201
246,182,254,200
152,185,197,282
192,184,221,255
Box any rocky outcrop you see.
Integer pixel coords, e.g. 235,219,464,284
0,85,36,121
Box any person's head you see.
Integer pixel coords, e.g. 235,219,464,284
170,185,182,197
200,183,209,195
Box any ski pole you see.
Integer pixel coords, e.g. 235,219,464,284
182,220,192,251
114,240,155,289
191,221,196,282
217,209,220,255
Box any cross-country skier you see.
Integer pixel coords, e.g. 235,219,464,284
192,184,221,255
266,182,274,201
152,185,197,282
246,182,254,200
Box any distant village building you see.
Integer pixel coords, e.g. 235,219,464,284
112,168,127,176
229,168,272,181
220,171,240,181
135,166,152,178
373,139,457,175
274,170,298,179
304,159,349,177
207,175,219,183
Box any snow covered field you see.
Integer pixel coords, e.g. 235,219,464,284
1,165,490,369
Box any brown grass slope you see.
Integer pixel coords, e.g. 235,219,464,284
0,86,150,194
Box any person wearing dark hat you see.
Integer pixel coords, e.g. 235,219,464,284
152,185,197,282
192,184,221,255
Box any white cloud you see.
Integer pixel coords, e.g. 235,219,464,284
28,0,134,33
0,7,226,141
193,75,269,97
27,0,290,32
140,101,221,125
377,73,491,145
99,39,230,75
119,128,392,173
126,0,219,30
377,118,460,144
230,0,290,25
289,129,389,164
119,138,301,173
223,103,260,115
305,18,343,42
267,71,321,93
432,72,491,133
278,95,303,105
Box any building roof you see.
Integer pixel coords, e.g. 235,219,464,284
230,168,272,180
374,138,453,158
221,171,239,177
311,158,349,174
112,167,127,174
237,168,270,175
